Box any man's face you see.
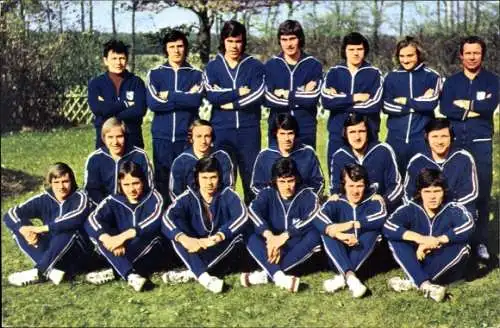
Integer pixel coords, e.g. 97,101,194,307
103,50,127,74
346,122,368,152
345,44,365,67
120,173,144,203
198,171,219,196
51,173,72,201
280,34,300,58
166,39,186,66
276,128,295,153
276,176,296,200
427,128,451,157
104,126,125,157
344,174,365,204
224,35,244,61
420,185,444,211
399,45,419,71
460,43,483,72
192,125,213,155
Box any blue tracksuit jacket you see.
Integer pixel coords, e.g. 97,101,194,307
169,146,235,201
88,71,147,148
146,62,203,142
204,53,265,129
264,52,322,145
321,61,383,141
383,63,441,143
162,186,248,241
83,145,154,205
249,187,320,237
250,143,324,196
86,188,164,240
404,147,478,213
329,142,402,210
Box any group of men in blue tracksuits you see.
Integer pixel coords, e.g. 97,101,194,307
3,19,497,302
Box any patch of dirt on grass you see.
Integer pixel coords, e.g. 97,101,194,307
1,167,43,198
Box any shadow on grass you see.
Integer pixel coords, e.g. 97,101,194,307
1,167,43,198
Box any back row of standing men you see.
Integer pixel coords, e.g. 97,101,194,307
87,20,498,261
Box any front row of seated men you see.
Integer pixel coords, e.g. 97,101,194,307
5,119,476,302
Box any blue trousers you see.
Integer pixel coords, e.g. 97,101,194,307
386,135,427,176
388,241,470,287
246,229,321,278
321,231,380,275
10,228,87,276
153,138,187,206
171,234,244,278
214,126,260,205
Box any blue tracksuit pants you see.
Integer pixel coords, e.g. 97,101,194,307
246,229,321,278
388,241,470,287
321,231,380,275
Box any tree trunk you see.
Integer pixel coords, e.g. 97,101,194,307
464,0,468,32
335,1,341,32
197,9,212,66
80,0,85,32
131,0,136,72
46,1,52,32
372,0,383,57
449,0,454,32
437,0,441,29
474,0,480,32
89,0,93,32
456,0,460,30
58,1,63,33
399,0,404,37
112,0,117,38
287,0,294,18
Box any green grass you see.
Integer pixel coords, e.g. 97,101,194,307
2,118,499,327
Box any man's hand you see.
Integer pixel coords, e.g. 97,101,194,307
263,231,289,264
221,103,234,110
98,95,104,101
274,89,289,99
416,244,432,261
328,193,340,201
19,226,39,246
126,101,135,107
239,86,251,96
304,80,317,92
189,84,201,93
353,93,370,103
371,193,385,206
178,234,203,253
112,245,126,256
416,235,441,250
467,111,480,118
422,88,434,98
159,91,169,100
394,97,407,105
453,99,471,110
335,232,358,247
324,87,338,96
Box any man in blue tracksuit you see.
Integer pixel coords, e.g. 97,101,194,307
404,119,478,217
440,36,498,261
84,117,153,206
204,20,265,205
383,36,441,173
264,20,322,149
162,157,249,293
384,168,474,302
246,158,321,292
251,113,324,196
169,119,234,201
146,30,204,204
4,163,91,286
321,32,383,172
330,114,402,213
315,164,387,298
88,39,147,149
85,161,165,292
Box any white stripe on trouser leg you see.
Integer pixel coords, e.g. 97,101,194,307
44,234,77,276
321,236,346,275
207,235,243,269
432,245,470,281
12,234,37,265
387,241,418,286
132,237,161,263
245,246,273,279
284,245,322,272
354,235,380,272
171,240,199,278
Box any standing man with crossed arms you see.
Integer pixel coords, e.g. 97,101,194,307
440,36,499,261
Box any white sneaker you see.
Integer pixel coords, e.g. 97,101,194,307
8,269,40,286
127,273,147,292
323,274,346,293
47,268,65,285
477,244,490,260
388,276,416,292
162,270,195,284
346,274,367,298
240,271,269,287
198,273,224,294
420,281,446,302
273,271,300,293
85,268,115,285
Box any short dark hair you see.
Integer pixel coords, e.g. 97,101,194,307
460,35,486,59
271,113,299,137
162,29,189,58
277,20,305,48
45,162,78,193
394,36,426,65
117,161,147,195
341,32,370,60
424,118,454,144
413,168,448,203
219,20,246,54
193,157,222,191
103,39,129,58
340,163,368,195
188,119,214,144
271,157,302,189
342,113,372,145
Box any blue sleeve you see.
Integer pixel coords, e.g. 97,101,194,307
287,192,320,237
382,74,407,117
383,206,411,241
321,69,355,111
472,75,499,115
403,158,418,203
250,152,271,196
203,67,239,105
233,63,265,110
83,155,105,206
137,151,154,190
443,204,475,243
117,78,147,121
169,155,188,201
86,198,116,239
359,200,387,233
264,61,290,109
219,152,235,190
440,78,465,120
3,194,44,231
87,78,126,117
162,196,188,240
248,191,271,235
352,70,383,114
329,152,343,195
382,146,403,207
136,191,163,237
289,61,322,110
48,192,91,233
306,150,325,195
146,69,176,113
406,73,441,113
217,189,248,240
313,202,335,234
454,152,479,209
168,71,204,109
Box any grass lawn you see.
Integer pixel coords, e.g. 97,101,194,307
1,118,499,327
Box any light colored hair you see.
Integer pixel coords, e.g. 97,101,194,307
101,117,127,143
44,162,77,193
